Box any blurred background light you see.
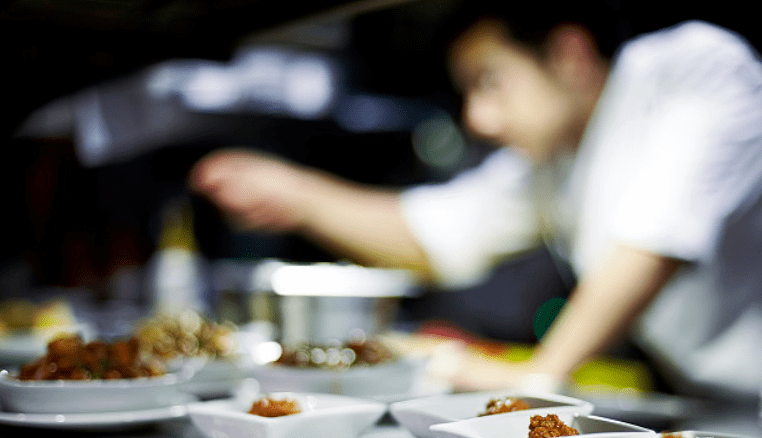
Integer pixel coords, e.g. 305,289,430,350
73,91,112,167
181,65,242,111
284,55,336,118
412,113,467,171
334,94,441,133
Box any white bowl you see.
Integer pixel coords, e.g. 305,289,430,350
177,356,258,398
0,369,190,413
251,357,426,398
390,390,595,438
187,391,388,438
429,412,654,438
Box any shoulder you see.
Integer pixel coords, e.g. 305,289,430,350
614,20,760,81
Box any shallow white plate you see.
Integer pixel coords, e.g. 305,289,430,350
389,390,595,438
429,412,654,438
0,393,195,431
174,356,258,398
188,392,388,438
251,357,427,398
0,369,189,413
0,323,95,366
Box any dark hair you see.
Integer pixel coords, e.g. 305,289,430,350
434,0,634,61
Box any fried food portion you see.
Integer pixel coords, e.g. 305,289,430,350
248,397,301,417
134,310,237,361
479,397,531,416
528,414,579,438
276,338,396,370
18,334,165,380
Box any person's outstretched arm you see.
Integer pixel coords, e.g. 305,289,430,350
188,147,434,280
450,244,682,392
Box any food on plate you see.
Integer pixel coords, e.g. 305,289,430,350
134,310,237,361
275,337,396,370
17,334,165,380
528,414,579,438
248,396,302,417
479,397,531,416
0,298,77,336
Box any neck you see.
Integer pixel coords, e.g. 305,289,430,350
567,58,610,153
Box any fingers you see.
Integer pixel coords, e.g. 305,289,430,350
187,148,306,233
188,148,254,194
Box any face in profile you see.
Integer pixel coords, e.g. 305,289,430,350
448,18,585,163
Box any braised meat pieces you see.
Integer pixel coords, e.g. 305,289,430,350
18,335,164,380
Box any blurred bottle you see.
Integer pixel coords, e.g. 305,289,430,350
145,196,208,316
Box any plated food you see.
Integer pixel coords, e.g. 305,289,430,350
527,414,579,438
134,310,238,362
252,336,425,398
429,412,654,438
134,310,257,398
0,298,77,335
187,392,387,438
0,298,94,366
480,397,531,416
249,395,302,417
18,334,165,381
389,390,595,438
0,334,188,414
276,338,397,370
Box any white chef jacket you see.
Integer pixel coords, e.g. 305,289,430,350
401,20,762,398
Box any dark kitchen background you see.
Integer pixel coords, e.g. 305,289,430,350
1,0,760,343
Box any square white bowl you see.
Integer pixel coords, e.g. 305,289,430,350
187,392,388,438
661,432,761,438
251,357,427,398
0,369,190,413
390,390,595,438
429,412,654,438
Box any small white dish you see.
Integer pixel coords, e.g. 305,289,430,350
179,356,258,398
429,412,654,438
661,432,761,438
390,390,595,438
0,393,195,431
251,357,427,398
187,392,388,438
0,369,189,414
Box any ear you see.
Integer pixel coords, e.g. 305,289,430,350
545,24,603,89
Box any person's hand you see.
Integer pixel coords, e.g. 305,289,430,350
188,148,311,232
449,349,566,394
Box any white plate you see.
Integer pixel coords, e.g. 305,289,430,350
0,369,190,413
429,412,654,438
188,392,388,438
251,357,427,398
178,357,259,398
0,323,95,366
0,393,195,431
389,390,595,438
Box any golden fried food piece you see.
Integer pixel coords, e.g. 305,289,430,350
248,397,301,417
479,397,531,416
528,414,579,438
134,310,237,361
